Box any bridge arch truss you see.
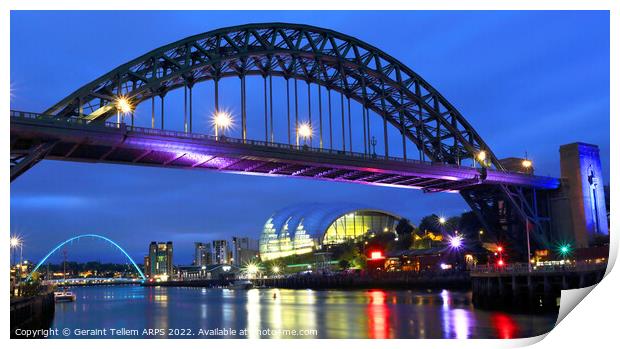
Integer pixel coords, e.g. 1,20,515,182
45,22,500,169
13,23,559,253
26,234,146,281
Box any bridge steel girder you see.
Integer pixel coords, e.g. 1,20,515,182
43,23,500,169
10,140,57,182
461,184,553,252
11,112,559,195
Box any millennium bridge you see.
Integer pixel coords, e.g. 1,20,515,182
12,22,599,257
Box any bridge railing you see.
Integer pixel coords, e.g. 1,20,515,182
10,110,119,129
12,109,475,170
471,261,607,274
124,123,473,170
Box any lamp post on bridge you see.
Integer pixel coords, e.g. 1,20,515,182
522,155,533,272
371,136,377,158
212,111,233,140
298,123,312,148
115,96,133,126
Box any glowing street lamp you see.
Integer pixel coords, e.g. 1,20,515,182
246,263,259,274
243,261,261,279
272,266,280,274
522,159,532,169
115,96,133,124
558,243,572,259
448,235,463,249
10,236,21,248
212,111,233,139
438,216,447,225
10,235,23,285
297,123,312,146
476,150,487,165
116,97,133,114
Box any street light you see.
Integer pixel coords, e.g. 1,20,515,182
448,235,463,249
10,235,23,288
115,96,133,124
212,111,233,139
438,216,447,225
243,261,260,279
522,157,533,177
297,123,312,145
10,236,20,248
558,243,572,259
477,150,487,164
272,266,280,274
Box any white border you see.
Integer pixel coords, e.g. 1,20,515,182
2,1,617,348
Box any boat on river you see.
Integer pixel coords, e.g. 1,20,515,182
226,280,253,290
54,288,76,302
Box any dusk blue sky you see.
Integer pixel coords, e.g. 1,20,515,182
10,11,609,265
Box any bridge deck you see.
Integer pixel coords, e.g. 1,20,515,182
10,111,560,191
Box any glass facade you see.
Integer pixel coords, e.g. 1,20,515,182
259,204,399,261
323,210,398,245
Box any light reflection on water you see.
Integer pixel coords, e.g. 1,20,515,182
50,285,557,339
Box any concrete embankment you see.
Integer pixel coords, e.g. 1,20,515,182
142,279,233,288
257,273,471,290
142,272,471,290
10,291,55,339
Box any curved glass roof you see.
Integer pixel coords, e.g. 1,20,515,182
266,202,400,242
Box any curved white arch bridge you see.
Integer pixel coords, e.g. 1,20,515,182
26,234,146,281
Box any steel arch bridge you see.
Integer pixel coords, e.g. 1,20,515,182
26,234,146,281
10,23,560,253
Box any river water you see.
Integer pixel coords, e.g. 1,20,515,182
49,285,557,339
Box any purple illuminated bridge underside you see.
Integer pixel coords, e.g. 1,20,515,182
10,111,559,193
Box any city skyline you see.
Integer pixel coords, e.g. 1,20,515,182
10,10,610,264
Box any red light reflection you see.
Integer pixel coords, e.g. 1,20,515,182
491,313,519,339
367,290,390,339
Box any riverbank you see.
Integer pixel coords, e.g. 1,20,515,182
143,272,471,290
257,272,470,290
10,290,55,339
50,280,142,287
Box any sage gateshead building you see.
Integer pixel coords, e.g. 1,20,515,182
259,203,401,261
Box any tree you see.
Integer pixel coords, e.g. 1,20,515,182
338,259,351,270
395,218,415,236
418,214,440,234
458,211,484,241
445,216,460,235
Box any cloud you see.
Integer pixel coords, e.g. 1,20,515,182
10,194,93,210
